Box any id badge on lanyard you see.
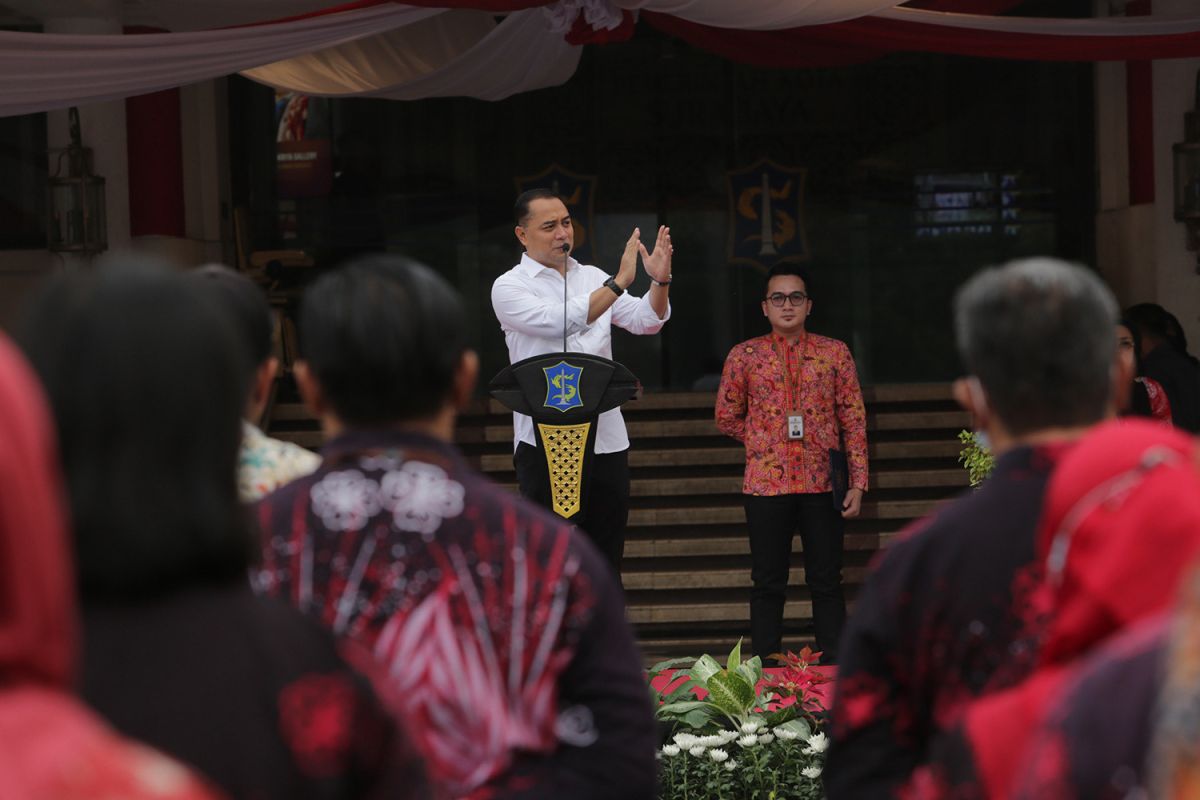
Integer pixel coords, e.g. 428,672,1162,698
776,335,806,440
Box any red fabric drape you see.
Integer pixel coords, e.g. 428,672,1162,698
235,1,1200,68
1127,0,1155,205
644,10,1200,66
124,26,185,239
125,89,185,238
565,9,636,45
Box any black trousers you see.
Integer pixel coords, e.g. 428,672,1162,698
744,493,846,663
513,442,630,575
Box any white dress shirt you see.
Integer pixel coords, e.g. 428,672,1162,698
491,252,670,453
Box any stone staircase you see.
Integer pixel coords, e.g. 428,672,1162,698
266,384,969,662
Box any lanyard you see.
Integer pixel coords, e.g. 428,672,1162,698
771,333,806,412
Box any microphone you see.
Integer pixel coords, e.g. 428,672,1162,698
561,242,570,352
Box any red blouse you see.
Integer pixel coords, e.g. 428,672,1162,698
716,332,868,496
1135,376,1173,424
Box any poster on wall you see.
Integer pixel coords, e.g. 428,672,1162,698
275,92,332,200
727,158,810,270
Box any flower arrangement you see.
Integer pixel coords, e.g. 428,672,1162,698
648,641,829,799
957,429,995,487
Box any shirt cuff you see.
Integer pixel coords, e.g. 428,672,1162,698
566,294,591,334
640,291,671,322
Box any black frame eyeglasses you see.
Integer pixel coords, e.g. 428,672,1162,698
765,291,808,307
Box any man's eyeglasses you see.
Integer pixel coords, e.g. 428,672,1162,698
766,291,808,307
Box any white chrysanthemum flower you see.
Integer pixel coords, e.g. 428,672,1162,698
774,727,800,741
803,732,829,754
737,734,759,748
708,748,729,763
757,733,775,745
698,735,725,748
802,766,823,779
724,760,738,772
719,730,740,744
661,744,680,757
689,746,706,758
673,732,698,749
740,720,763,734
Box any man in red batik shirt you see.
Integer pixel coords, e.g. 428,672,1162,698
715,264,868,664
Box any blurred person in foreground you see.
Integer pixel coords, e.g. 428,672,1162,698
188,264,320,501
923,420,1200,798
253,255,657,799
826,258,1123,798
0,332,218,799
19,260,424,800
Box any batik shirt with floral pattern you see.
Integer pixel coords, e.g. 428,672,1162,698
252,430,657,800
824,445,1068,799
238,421,321,502
716,332,868,495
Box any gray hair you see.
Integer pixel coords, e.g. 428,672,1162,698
954,257,1118,436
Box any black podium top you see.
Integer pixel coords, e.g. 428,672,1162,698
489,352,638,423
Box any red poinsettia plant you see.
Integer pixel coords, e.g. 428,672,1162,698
764,646,831,718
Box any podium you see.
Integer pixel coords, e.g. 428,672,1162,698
490,353,638,521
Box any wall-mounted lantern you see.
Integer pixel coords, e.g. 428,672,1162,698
47,107,106,255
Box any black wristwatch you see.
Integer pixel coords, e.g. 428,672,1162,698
603,276,625,296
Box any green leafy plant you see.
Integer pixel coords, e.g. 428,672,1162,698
648,641,828,799
958,429,995,487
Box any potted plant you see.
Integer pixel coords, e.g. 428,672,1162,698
648,641,830,799
957,430,995,487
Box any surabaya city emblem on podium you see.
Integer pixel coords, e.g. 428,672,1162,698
543,360,584,413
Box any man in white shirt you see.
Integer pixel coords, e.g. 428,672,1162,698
491,189,673,572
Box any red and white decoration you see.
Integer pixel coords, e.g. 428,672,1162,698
3,0,1200,116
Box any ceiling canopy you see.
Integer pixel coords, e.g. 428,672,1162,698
1,0,1199,117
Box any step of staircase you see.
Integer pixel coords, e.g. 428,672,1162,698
629,599,814,626
265,384,967,660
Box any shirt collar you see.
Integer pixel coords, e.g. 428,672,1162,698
519,251,577,277
320,428,466,471
769,330,808,348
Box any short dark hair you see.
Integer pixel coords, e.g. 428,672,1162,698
187,264,274,373
954,258,1117,436
298,255,467,426
514,188,565,226
18,258,254,602
766,264,812,296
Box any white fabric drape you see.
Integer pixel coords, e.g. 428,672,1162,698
242,10,501,94
0,0,369,31
243,0,907,101
0,5,440,117
134,0,366,31
244,8,581,101
616,0,904,30
5,0,1200,117
874,7,1200,36
544,0,626,35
